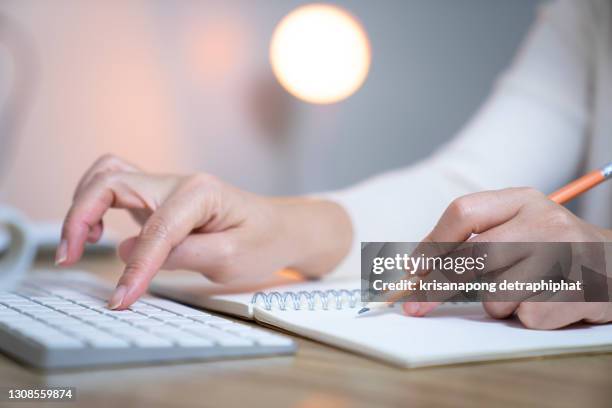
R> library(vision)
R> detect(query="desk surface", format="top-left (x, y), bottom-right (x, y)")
top-left (2, 256), bottom-right (612, 408)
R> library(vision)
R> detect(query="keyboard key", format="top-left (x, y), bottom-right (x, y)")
top-left (210, 321), bottom-right (242, 330)
top-left (67, 310), bottom-right (102, 317)
top-left (0, 315), bottom-right (34, 323)
top-left (29, 334), bottom-right (85, 349)
top-left (54, 305), bottom-right (88, 312)
top-left (175, 336), bottom-right (215, 347)
top-left (62, 327), bottom-right (104, 336)
top-left (226, 325), bottom-right (254, 333)
top-left (14, 286), bottom-right (48, 295)
top-left (115, 314), bottom-right (150, 321)
top-left (133, 319), bottom-right (168, 328)
top-left (95, 322), bottom-right (134, 331)
top-left (115, 327), bottom-right (151, 336)
top-left (76, 315), bottom-right (109, 322)
top-left (93, 309), bottom-right (124, 316)
top-left (13, 305), bottom-right (50, 312)
top-left (214, 337), bottom-right (254, 347)
top-left (143, 299), bottom-right (208, 316)
top-left (129, 336), bottom-right (173, 348)
top-left (130, 305), bottom-right (163, 312)
top-left (10, 324), bottom-right (56, 334)
top-left (161, 318), bottom-right (198, 326)
top-left (26, 310), bottom-right (65, 317)
top-left (84, 335), bottom-right (130, 348)
top-left (0, 294), bottom-right (24, 300)
top-left (104, 310), bottom-right (142, 317)
top-left (0, 309), bottom-right (22, 316)
top-left (140, 311), bottom-right (180, 319)
top-left (253, 335), bottom-right (294, 347)
top-left (191, 315), bottom-right (230, 323)
top-left (27, 296), bottom-right (65, 303)
top-left (187, 328), bottom-right (254, 346)
top-left (76, 299), bottom-right (107, 306)
top-left (44, 315), bottom-right (84, 323)
top-left (49, 289), bottom-right (88, 298)
top-left (239, 329), bottom-right (278, 338)
top-left (147, 326), bottom-right (189, 335)
top-left (39, 299), bottom-right (74, 305)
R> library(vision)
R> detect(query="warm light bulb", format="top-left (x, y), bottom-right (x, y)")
top-left (269, 4), bottom-right (371, 104)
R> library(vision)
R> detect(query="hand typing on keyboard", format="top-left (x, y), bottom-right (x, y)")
top-left (0, 272), bottom-right (294, 368)
top-left (56, 154), bottom-right (352, 310)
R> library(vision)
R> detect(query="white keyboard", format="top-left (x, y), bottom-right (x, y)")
top-left (0, 271), bottom-right (295, 369)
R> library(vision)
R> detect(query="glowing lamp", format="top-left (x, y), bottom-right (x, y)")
top-left (269, 4), bottom-right (371, 104)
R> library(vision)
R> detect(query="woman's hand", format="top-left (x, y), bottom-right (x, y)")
top-left (57, 154), bottom-right (352, 310)
top-left (403, 187), bottom-right (612, 329)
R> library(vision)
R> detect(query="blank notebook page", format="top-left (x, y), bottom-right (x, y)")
top-left (253, 303), bottom-right (612, 368)
top-left (151, 274), bottom-right (612, 367)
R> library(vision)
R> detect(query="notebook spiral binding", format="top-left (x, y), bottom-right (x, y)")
top-left (251, 289), bottom-right (362, 311)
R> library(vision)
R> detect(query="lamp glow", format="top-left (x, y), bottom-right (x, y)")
top-left (269, 4), bottom-right (371, 104)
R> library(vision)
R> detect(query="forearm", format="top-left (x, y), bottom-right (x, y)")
top-left (274, 197), bottom-right (353, 278)
top-left (269, 0), bottom-right (593, 280)
top-left (599, 227), bottom-right (612, 242)
top-left (312, 0), bottom-right (593, 280)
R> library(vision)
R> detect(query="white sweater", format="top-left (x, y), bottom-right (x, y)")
top-left (327, 0), bottom-right (612, 276)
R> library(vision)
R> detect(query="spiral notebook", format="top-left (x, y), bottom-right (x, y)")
top-left (150, 272), bottom-right (612, 368)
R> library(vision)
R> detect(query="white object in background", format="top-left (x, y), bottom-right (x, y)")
top-left (0, 227), bottom-right (10, 253)
top-left (31, 221), bottom-right (118, 254)
top-left (0, 206), bottom-right (36, 289)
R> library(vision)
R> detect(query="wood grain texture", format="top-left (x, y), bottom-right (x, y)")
top-left (1, 256), bottom-right (611, 408)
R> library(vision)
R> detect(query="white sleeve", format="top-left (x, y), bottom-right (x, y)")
top-left (323, 0), bottom-right (595, 279)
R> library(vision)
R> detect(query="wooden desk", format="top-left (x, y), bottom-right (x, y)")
top-left (2, 256), bottom-right (611, 408)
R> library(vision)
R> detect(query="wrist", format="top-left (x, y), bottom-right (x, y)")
top-left (273, 197), bottom-right (353, 278)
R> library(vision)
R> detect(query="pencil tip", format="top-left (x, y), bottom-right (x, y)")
top-left (357, 307), bottom-right (369, 315)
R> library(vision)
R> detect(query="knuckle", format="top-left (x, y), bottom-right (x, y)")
top-left (516, 186), bottom-right (542, 197)
top-left (95, 154), bottom-right (136, 173)
top-left (98, 153), bottom-right (120, 164)
top-left (205, 263), bottom-right (238, 284)
top-left (584, 303), bottom-right (609, 323)
top-left (123, 262), bottom-right (146, 277)
top-left (141, 218), bottom-right (171, 241)
top-left (91, 170), bottom-right (118, 186)
top-left (482, 302), bottom-right (514, 319)
top-left (63, 210), bottom-right (87, 233)
top-left (205, 238), bottom-right (240, 283)
top-left (447, 197), bottom-right (473, 220)
top-left (517, 303), bottom-right (547, 329)
top-left (121, 262), bottom-right (151, 284)
top-left (202, 267), bottom-right (222, 283)
top-left (183, 173), bottom-right (221, 190)
top-left (546, 208), bottom-right (575, 229)
top-left (217, 237), bottom-right (238, 264)
top-left (205, 269), bottom-right (233, 284)
top-left (62, 211), bottom-right (77, 229)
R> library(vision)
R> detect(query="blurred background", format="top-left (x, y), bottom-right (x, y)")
top-left (0, 0), bottom-right (539, 238)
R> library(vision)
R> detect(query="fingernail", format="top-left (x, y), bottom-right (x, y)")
top-left (108, 285), bottom-right (128, 310)
top-left (407, 302), bottom-right (421, 315)
top-left (55, 240), bottom-right (68, 266)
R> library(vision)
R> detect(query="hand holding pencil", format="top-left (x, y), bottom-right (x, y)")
top-left (359, 162), bottom-right (612, 329)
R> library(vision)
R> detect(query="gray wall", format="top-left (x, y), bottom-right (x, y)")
top-left (154, 0), bottom-right (540, 194)
top-left (0, 0), bottom-right (540, 224)
top-left (291, 0), bottom-right (540, 192)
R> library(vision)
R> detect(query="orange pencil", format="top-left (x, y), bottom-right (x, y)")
top-left (548, 162), bottom-right (612, 204)
top-left (357, 161), bottom-right (612, 315)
